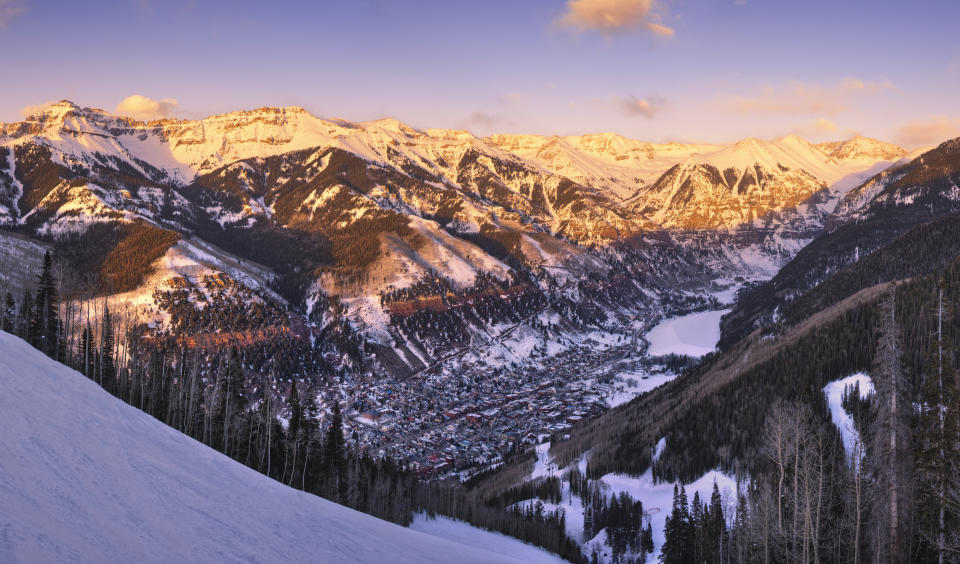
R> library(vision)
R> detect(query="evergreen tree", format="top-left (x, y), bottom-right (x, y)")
top-left (1, 291), bottom-right (15, 332)
top-left (78, 323), bottom-right (94, 378)
top-left (661, 484), bottom-right (691, 563)
top-left (691, 491), bottom-right (705, 563)
top-left (28, 251), bottom-right (58, 356)
top-left (39, 251), bottom-right (58, 357)
top-left (323, 401), bottom-right (347, 503)
top-left (641, 522), bottom-right (654, 555)
top-left (707, 481), bottom-right (727, 563)
top-left (288, 379), bottom-right (302, 443)
top-left (20, 288), bottom-right (33, 342)
top-left (100, 305), bottom-right (115, 389)
top-left (29, 287), bottom-right (43, 349)
top-left (732, 492), bottom-right (749, 564)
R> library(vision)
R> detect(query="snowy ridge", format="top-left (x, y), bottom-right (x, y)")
top-left (0, 331), bottom-right (553, 564)
top-left (488, 133), bottom-right (722, 201)
top-left (2, 101), bottom-right (907, 232)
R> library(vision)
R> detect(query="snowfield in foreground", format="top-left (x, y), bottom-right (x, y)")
top-left (0, 331), bottom-right (558, 564)
top-left (644, 309), bottom-right (730, 358)
top-left (410, 514), bottom-right (567, 564)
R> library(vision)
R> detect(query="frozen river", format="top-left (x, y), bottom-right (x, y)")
top-left (644, 309), bottom-right (730, 357)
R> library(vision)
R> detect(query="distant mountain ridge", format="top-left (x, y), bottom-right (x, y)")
top-left (2, 100), bottom-right (908, 230)
top-left (0, 100), bottom-right (921, 375)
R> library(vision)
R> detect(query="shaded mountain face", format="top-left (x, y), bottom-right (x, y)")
top-left (0, 101), bottom-right (912, 376)
top-left (628, 135), bottom-right (914, 231)
top-left (633, 160), bottom-right (828, 230)
top-left (719, 137), bottom-right (960, 348)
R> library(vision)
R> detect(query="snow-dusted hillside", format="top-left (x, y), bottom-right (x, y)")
top-left (0, 331), bottom-right (563, 564)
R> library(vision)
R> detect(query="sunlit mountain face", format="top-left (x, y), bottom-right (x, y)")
top-left (0, 99), bottom-right (917, 378)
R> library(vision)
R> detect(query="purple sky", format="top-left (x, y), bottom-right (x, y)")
top-left (1, 0), bottom-right (958, 146)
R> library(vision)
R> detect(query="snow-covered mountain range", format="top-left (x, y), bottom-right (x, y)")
top-left (0, 100), bottom-right (910, 236)
top-left (0, 100), bottom-right (920, 374)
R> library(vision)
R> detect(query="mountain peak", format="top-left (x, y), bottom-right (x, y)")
top-left (25, 99), bottom-right (81, 120)
top-left (816, 135), bottom-right (905, 161)
top-left (775, 133), bottom-right (814, 147)
top-left (733, 137), bottom-right (766, 148)
top-left (363, 117), bottom-right (423, 137)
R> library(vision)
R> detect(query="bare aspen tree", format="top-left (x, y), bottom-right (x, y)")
top-left (916, 286), bottom-right (960, 562)
top-left (869, 292), bottom-right (912, 564)
top-left (763, 400), bottom-right (791, 537)
top-left (851, 437), bottom-right (865, 564)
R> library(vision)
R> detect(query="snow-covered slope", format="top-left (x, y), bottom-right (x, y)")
top-left (0, 331), bottom-right (557, 564)
top-left (487, 133), bottom-right (721, 201)
top-left (823, 372), bottom-right (874, 463)
top-left (410, 514), bottom-right (568, 564)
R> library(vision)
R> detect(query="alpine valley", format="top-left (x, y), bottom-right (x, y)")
top-left (4, 99), bottom-right (960, 564)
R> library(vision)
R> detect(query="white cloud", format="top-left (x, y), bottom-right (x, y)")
top-left (787, 117), bottom-right (861, 141)
top-left (840, 77), bottom-right (894, 92)
top-left (20, 99), bottom-right (57, 117)
top-left (619, 96), bottom-right (666, 118)
top-left (0, 0), bottom-right (27, 29)
top-left (893, 115), bottom-right (960, 148)
top-left (557, 0), bottom-right (673, 37)
top-left (719, 77), bottom-right (895, 116)
top-left (115, 94), bottom-right (179, 120)
top-left (813, 118), bottom-right (838, 133)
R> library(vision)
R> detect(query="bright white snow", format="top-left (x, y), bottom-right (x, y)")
top-left (823, 372), bottom-right (875, 464)
top-left (0, 331), bottom-right (552, 564)
top-left (644, 309), bottom-right (729, 357)
top-left (598, 468), bottom-right (738, 562)
top-left (519, 436), bottom-right (738, 563)
top-left (410, 514), bottom-right (567, 564)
